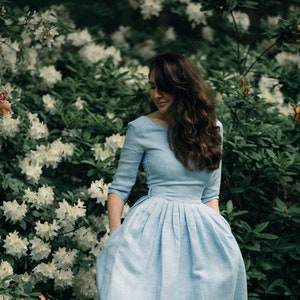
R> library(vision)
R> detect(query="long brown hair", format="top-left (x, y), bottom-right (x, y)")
top-left (149, 52), bottom-right (222, 171)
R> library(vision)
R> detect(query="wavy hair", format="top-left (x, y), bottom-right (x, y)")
top-left (149, 52), bottom-right (222, 171)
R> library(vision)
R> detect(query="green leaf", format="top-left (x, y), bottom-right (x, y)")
top-left (226, 200), bottom-right (233, 213)
top-left (266, 149), bottom-right (277, 160)
top-left (254, 221), bottom-right (269, 233)
top-left (259, 233), bottom-right (278, 240)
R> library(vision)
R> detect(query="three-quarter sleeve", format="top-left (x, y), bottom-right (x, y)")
top-left (201, 166), bottom-right (221, 203)
top-left (201, 120), bottom-right (223, 203)
top-left (108, 122), bottom-right (144, 202)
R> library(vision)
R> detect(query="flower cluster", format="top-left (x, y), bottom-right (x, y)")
top-left (19, 139), bottom-right (74, 183)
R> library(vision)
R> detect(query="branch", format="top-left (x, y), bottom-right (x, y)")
top-left (242, 41), bottom-right (277, 77)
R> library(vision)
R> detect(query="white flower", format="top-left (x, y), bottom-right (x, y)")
top-left (39, 65), bottom-right (62, 87)
top-left (35, 220), bottom-right (60, 241)
top-left (134, 39), bottom-right (156, 60)
top-left (24, 185), bottom-right (54, 209)
top-left (0, 200), bottom-right (27, 223)
top-left (202, 26), bottom-right (214, 42)
top-left (74, 97), bottom-right (85, 110)
top-left (72, 266), bottom-right (98, 299)
top-left (79, 43), bottom-right (121, 65)
top-left (275, 51), bottom-right (300, 68)
top-left (52, 247), bottom-right (78, 269)
top-left (54, 268), bottom-right (74, 289)
top-left (106, 112), bottom-right (115, 120)
top-left (46, 27), bottom-right (59, 47)
top-left (105, 133), bottom-right (125, 152)
top-left (23, 188), bottom-right (38, 203)
top-left (73, 226), bottom-right (98, 251)
top-left (44, 139), bottom-right (74, 168)
top-left (267, 16), bottom-right (280, 26)
top-left (33, 261), bottom-right (56, 282)
top-left (91, 213), bottom-right (109, 233)
top-left (30, 237), bottom-right (51, 261)
top-left (136, 65), bottom-right (149, 79)
top-left (23, 46), bottom-right (38, 70)
top-left (111, 26), bottom-right (131, 50)
top-left (91, 143), bottom-right (113, 161)
top-left (3, 231), bottom-right (29, 259)
top-left (0, 38), bottom-right (19, 71)
top-left (19, 156), bottom-right (43, 183)
top-left (0, 115), bottom-right (20, 138)
top-left (0, 260), bottom-right (13, 278)
top-left (0, 260), bottom-right (13, 288)
top-left (258, 75), bottom-right (288, 115)
top-left (19, 140), bottom-right (74, 182)
top-left (228, 11), bottom-right (250, 31)
top-left (38, 185), bottom-right (55, 206)
top-left (140, 0), bottom-right (162, 20)
top-left (186, 3), bottom-right (207, 26)
top-left (105, 46), bottom-right (122, 65)
top-left (28, 112), bottom-right (49, 140)
top-left (165, 27), bottom-right (177, 41)
top-left (128, 0), bottom-right (139, 9)
top-left (79, 43), bottom-right (106, 63)
top-left (55, 199), bottom-right (86, 228)
top-left (42, 94), bottom-right (57, 113)
top-left (67, 29), bottom-right (93, 47)
top-left (88, 179), bottom-right (110, 205)
top-left (33, 25), bottom-right (45, 41)
top-left (0, 260), bottom-right (13, 280)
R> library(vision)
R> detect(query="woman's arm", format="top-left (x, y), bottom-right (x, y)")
top-left (107, 193), bottom-right (125, 234)
top-left (204, 199), bottom-right (220, 214)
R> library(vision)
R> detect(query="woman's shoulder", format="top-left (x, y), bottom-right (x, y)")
top-left (129, 115), bottom-right (167, 130)
top-left (128, 116), bottom-right (148, 128)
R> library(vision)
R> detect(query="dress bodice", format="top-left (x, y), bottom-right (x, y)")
top-left (109, 116), bottom-right (222, 203)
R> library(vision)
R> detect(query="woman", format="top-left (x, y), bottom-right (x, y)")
top-left (96, 52), bottom-right (247, 299)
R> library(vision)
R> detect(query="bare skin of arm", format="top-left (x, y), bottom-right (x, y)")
top-left (204, 199), bottom-right (220, 213)
top-left (107, 193), bottom-right (124, 234)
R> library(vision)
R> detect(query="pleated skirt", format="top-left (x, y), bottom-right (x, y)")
top-left (96, 196), bottom-right (247, 300)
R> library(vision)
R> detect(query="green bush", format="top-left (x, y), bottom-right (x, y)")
top-left (1, 0), bottom-right (299, 299)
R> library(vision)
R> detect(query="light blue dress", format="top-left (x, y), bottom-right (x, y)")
top-left (96, 116), bottom-right (247, 300)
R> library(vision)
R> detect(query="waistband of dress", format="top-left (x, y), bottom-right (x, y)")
top-left (148, 187), bottom-right (202, 204)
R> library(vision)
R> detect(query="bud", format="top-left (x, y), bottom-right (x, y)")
top-left (242, 86), bottom-right (249, 95)
top-left (241, 78), bottom-right (246, 85)
top-left (294, 105), bottom-right (300, 122)
top-left (224, 177), bottom-right (230, 185)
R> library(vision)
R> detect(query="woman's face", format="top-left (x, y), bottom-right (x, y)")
top-left (149, 71), bottom-right (175, 116)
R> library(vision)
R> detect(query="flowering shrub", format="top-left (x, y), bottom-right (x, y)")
top-left (0, 0), bottom-right (299, 299)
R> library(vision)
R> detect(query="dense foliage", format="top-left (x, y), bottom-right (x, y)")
top-left (0, 0), bottom-right (299, 299)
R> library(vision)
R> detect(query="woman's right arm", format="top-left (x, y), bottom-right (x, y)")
top-left (106, 122), bottom-right (144, 234)
top-left (107, 193), bottom-right (124, 234)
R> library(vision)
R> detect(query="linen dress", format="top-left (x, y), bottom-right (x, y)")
top-left (96, 116), bottom-right (247, 300)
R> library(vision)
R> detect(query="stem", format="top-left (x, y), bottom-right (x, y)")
top-left (242, 41), bottom-right (277, 77)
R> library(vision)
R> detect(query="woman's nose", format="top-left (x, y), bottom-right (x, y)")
top-left (153, 88), bottom-right (162, 98)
